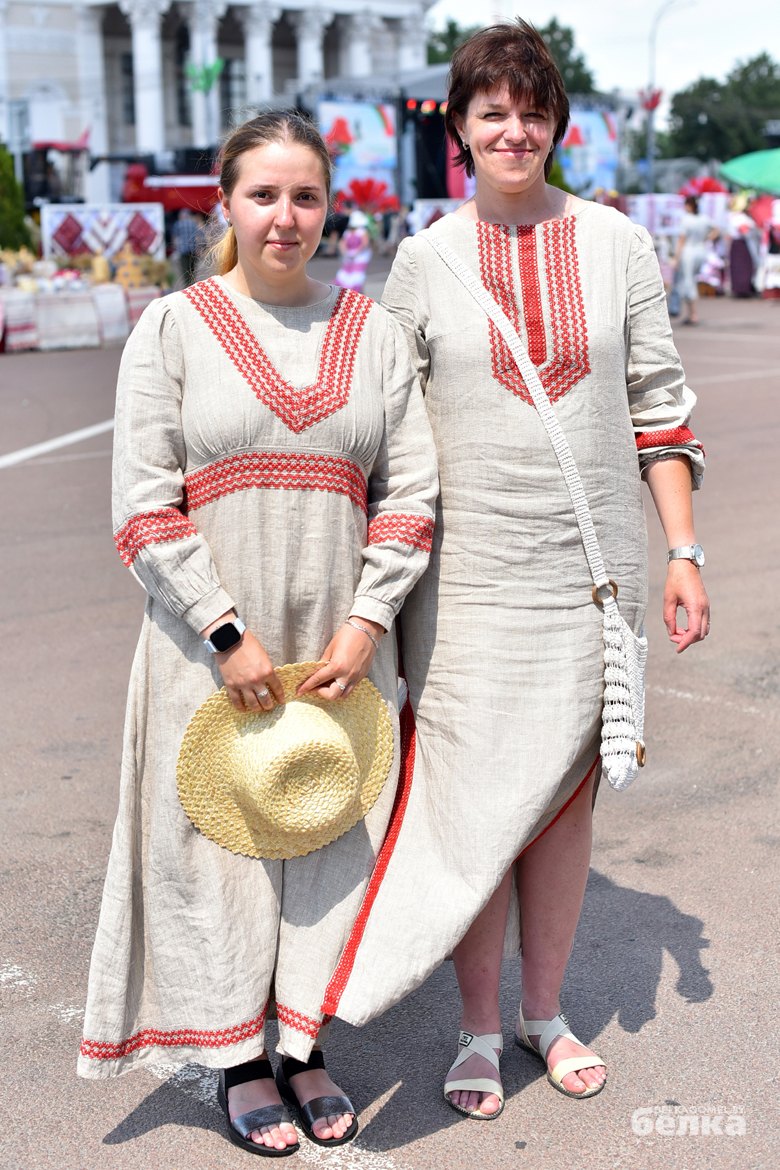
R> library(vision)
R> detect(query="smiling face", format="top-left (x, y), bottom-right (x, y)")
top-left (455, 87), bottom-right (555, 200)
top-left (219, 138), bottom-right (329, 299)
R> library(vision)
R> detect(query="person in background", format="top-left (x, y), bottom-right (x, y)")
top-left (171, 207), bottom-right (203, 288)
top-left (757, 201), bottom-right (780, 300)
top-left (333, 210), bottom-right (373, 292)
top-left (726, 196), bottom-right (759, 297)
top-left (672, 195), bottom-right (719, 324)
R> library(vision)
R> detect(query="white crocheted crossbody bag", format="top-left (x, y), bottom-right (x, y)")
top-left (424, 233), bottom-right (647, 790)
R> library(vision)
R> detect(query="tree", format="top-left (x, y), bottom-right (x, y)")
top-left (427, 18), bottom-right (597, 95)
top-left (0, 148), bottom-right (32, 250)
top-left (547, 157), bottom-right (573, 193)
top-left (538, 19), bottom-right (595, 95)
top-left (666, 53), bottom-right (780, 161)
top-left (427, 20), bottom-right (481, 65)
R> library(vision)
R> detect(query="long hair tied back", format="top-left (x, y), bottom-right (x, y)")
top-left (209, 110), bottom-right (333, 275)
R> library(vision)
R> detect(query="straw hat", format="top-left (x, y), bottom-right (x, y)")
top-left (176, 662), bottom-right (393, 860)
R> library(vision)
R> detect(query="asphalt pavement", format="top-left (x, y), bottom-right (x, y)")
top-left (1, 262), bottom-right (778, 1170)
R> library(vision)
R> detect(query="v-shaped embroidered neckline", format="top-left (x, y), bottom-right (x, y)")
top-left (183, 277), bottom-right (373, 434)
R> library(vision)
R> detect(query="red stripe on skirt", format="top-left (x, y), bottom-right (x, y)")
top-left (518, 753), bottom-right (600, 859)
top-left (321, 697), bottom-right (417, 1015)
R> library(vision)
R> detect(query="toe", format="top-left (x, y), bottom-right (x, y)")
top-left (336, 1112), bottom-right (354, 1138)
top-left (582, 1066), bottom-right (606, 1089)
top-left (480, 1093), bottom-right (502, 1115)
top-left (253, 1123), bottom-right (297, 1149)
top-left (311, 1117), bottom-right (335, 1141)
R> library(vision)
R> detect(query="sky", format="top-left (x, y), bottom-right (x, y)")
top-left (427, 0), bottom-right (780, 109)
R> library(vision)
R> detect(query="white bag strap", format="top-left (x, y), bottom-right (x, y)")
top-left (423, 233), bottom-right (612, 596)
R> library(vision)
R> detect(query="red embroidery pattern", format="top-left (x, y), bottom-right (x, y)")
top-left (476, 219), bottom-right (590, 404)
top-left (276, 1003), bottom-right (321, 1038)
top-left (322, 696), bottom-right (417, 1015)
top-left (80, 1004), bottom-right (268, 1061)
top-left (183, 279), bottom-right (373, 433)
top-left (635, 426), bottom-right (703, 451)
top-left (368, 512), bottom-right (434, 552)
top-left (114, 507), bottom-right (197, 567)
top-left (184, 450), bottom-right (367, 514)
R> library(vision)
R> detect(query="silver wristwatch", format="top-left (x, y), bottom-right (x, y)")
top-left (667, 544), bottom-right (705, 568)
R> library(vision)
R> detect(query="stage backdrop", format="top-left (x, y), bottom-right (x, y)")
top-left (558, 108), bottom-right (619, 199)
top-left (317, 100), bottom-right (398, 202)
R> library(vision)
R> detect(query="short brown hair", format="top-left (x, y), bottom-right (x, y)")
top-left (445, 20), bottom-right (570, 180)
top-left (211, 110), bottom-right (333, 275)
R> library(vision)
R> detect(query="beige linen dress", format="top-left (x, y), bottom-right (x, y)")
top-left (77, 276), bottom-right (437, 1078)
top-left (320, 205), bottom-right (704, 1026)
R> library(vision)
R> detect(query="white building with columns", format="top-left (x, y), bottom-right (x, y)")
top-left (0, 0), bottom-right (433, 200)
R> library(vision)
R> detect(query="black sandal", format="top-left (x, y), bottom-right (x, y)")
top-left (275, 1050), bottom-right (358, 1147)
top-left (217, 1057), bottom-right (300, 1158)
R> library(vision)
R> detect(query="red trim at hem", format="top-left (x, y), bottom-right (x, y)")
top-left (79, 1003), bottom-right (268, 1061)
top-left (276, 1003), bottom-right (321, 1039)
top-left (321, 697), bottom-right (417, 1015)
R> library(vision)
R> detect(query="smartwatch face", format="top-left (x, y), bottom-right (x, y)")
top-left (210, 623), bottom-right (242, 652)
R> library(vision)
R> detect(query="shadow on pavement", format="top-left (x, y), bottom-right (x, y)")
top-left (99, 866), bottom-right (713, 1152)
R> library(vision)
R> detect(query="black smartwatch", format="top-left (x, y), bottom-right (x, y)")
top-left (204, 617), bottom-right (246, 654)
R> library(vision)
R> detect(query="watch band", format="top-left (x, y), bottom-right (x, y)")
top-left (203, 616), bottom-right (246, 654)
top-left (667, 544), bottom-right (705, 567)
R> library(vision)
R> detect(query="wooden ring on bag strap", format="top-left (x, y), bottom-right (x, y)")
top-left (591, 580), bottom-right (619, 606)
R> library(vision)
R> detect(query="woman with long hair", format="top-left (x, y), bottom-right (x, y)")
top-left (77, 111), bottom-right (437, 1155)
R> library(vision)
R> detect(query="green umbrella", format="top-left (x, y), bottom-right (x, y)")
top-left (719, 149), bottom-right (780, 195)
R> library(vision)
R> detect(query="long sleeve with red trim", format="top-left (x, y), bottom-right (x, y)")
top-left (350, 314), bottom-right (438, 630)
top-left (112, 301), bottom-right (236, 635)
top-left (625, 225), bottom-right (705, 488)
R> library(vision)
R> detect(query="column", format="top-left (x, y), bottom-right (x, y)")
top-left (76, 5), bottom-right (111, 202)
top-left (397, 9), bottom-right (426, 73)
top-left (343, 10), bottom-right (378, 78)
top-left (186, 0), bottom-right (227, 146)
top-left (236, 3), bottom-right (279, 105)
top-left (119, 0), bottom-right (170, 153)
top-left (291, 8), bottom-right (332, 87)
top-left (0, 1), bottom-right (8, 149)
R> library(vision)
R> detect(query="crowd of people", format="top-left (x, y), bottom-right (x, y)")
top-left (77, 16), bottom-right (723, 1161)
top-left (661, 193), bottom-right (780, 321)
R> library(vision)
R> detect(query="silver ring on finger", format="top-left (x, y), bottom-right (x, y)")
top-left (335, 680), bottom-right (348, 693)
top-left (255, 688), bottom-right (270, 700)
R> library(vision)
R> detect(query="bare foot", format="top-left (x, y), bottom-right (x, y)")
top-left (446, 1036), bottom-right (503, 1116)
top-left (227, 1069), bottom-right (299, 1151)
top-left (286, 1065), bottom-right (355, 1142)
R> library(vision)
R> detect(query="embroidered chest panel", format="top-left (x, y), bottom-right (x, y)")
top-left (183, 278), bottom-right (373, 434)
top-left (476, 219), bottom-right (590, 404)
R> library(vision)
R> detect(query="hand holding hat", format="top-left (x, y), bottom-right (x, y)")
top-left (177, 663), bottom-right (394, 860)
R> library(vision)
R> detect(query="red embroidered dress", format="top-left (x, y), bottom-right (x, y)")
top-left (78, 277), bottom-right (437, 1077)
top-left (316, 206), bottom-right (705, 1026)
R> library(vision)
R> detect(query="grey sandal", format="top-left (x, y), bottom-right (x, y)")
top-left (217, 1059), bottom-right (300, 1157)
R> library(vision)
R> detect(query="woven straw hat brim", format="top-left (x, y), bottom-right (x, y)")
top-left (176, 662), bottom-right (394, 860)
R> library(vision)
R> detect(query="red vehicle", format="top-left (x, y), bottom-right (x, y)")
top-left (121, 161), bottom-right (220, 214)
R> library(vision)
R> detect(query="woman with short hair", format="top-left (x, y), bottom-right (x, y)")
top-left (322, 20), bottom-right (709, 1120)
